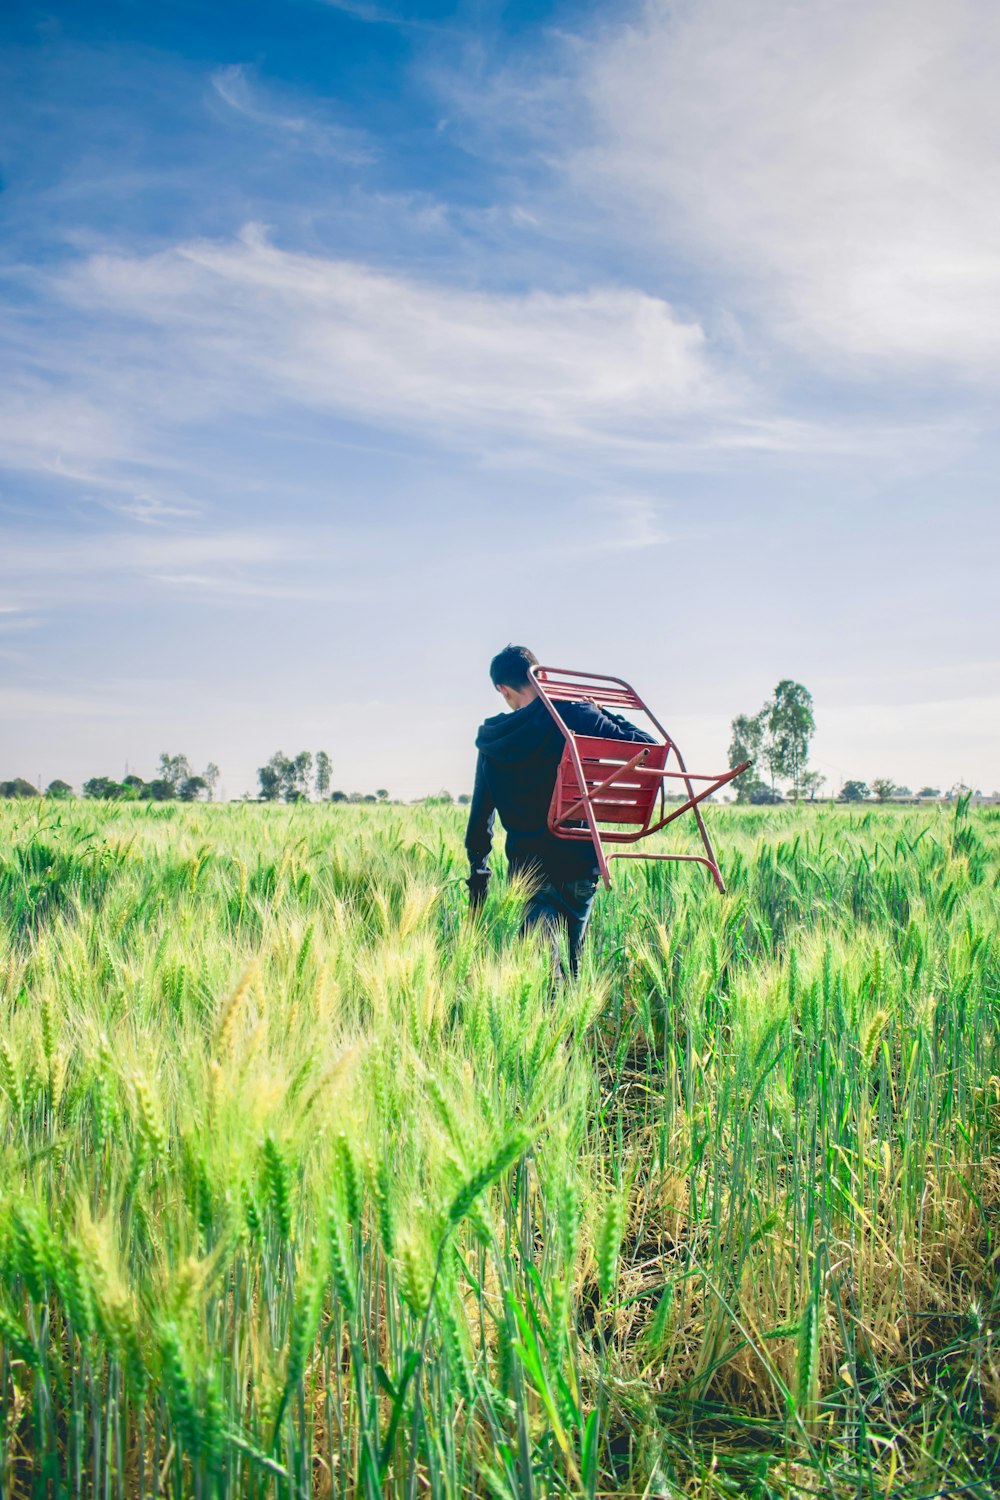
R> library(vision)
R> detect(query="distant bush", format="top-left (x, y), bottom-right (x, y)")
top-left (748, 783), bottom-right (783, 804)
top-left (0, 778), bottom-right (39, 798)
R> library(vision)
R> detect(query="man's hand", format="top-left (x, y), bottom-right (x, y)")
top-left (467, 875), bottom-right (489, 916)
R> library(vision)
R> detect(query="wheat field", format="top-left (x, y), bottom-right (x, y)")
top-left (0, 796), bottom-right (997, 1498)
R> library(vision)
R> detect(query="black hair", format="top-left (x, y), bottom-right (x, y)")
top-left (489, 644), bottom-right (538, 690)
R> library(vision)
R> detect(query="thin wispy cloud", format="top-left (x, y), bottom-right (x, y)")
top-left (318, 0), bottom-right (448, 32)
top-left (149, 571), bottom-right (373, 603)
top-left (100, 494), bottom-right (202, 525)
top-left (570, 0), bottom-right (1000, 376)
top-left (0, 525), bottom-right (362, 613)
top-left (0, 381), bottom-right (146, 477)
top-left (210, 64), bottom-right (376, 163)
top-left (0, 528), bottom-right (341, 576)
top-left (574, 495), bottom-right (670, 555)
top-left (211, 64), bottom-right (311, 131)
top-left (478, 493), bottom-right (670, 567)
top-left (598, 497), bottom-right (668, 553)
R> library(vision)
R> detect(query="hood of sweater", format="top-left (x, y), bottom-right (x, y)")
top-left (474, 698), bottom-right (564, 765)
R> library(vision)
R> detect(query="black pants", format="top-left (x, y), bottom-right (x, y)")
top-left (520, 876), bottom-right (599, 978)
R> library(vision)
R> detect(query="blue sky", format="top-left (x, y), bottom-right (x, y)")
top-left (1, 0), bottom-right (997, 799)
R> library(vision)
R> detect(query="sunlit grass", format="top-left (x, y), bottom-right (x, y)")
top-left (0, 796), bottom-right (997, 1497)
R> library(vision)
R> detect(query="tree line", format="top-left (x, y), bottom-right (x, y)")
top-left (0, 746), bottom-right (433, 805)
top-left (0, 751), bottom-right (397, 804)
top-left (4, 699), bottom-right (976, 807)
top-left (0, 755), bottom-right (219, 802)
top-left (837, 780), bottom-right (977, 803)
top-left (256, 750), bottom-right (399, 804)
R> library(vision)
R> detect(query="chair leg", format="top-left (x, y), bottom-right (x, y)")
top-left (592, 826), bottom-right (612, 890)
top-left (665, 742), bottom-right (724, 890)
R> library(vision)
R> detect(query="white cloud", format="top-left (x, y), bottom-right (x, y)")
top-left (40, 226), bottom-right (732, 453)
top-left (574, 0), bottom-right (1000, 375)
top-left (4, 207), bottom-right (970, 505)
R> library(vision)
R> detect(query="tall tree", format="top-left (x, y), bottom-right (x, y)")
top-left (728, 708), bottom-right (770, 802)
top-left (258, 751), bottom-right (313, 802)
top-left (767, 680), bottom-right (815, 798)
top-left (158, 753), bottom-right (191, 793)
top-left (315, 751), bottom-right (332, 800)
top-left (287, 751), bottom-right (313, 802)
top-left (203, 763), bottom-right (220, 800)
top-left (258, 753), bottom-right (288, 802)
top-left (800, 770), bottom-right (826, 801)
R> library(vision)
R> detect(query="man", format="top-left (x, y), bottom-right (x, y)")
top-left (465, 645), bottom-right (655, 976)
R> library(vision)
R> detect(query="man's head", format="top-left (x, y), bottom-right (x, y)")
top-left (490, 644), bottom-right (539, 711)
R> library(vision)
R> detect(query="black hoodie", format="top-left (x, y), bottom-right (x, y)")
top-left (465, 696), bottom-right (655, 901)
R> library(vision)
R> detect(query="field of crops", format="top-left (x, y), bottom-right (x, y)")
top-left (0, 797), bottom-right (997, 1499)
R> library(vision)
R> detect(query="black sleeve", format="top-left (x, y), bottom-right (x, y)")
top-left (563, 702), bottom-right (657, 745)
top-left (464, 752), bottom-right (495, 909)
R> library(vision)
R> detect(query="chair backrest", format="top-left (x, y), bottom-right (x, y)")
top-left (551, 736), bottom-right (668, 829)
top-left (534, 667), bottom-right (646, 715)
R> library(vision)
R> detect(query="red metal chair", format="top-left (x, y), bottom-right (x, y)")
top-left (530, 664), bottom-right (750, 892)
